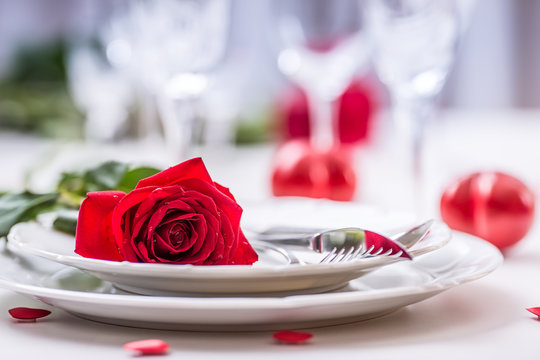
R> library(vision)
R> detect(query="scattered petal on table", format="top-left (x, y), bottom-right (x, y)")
top-left (526, 307), bottom-right (540, 319)
top-left (123, 339), bottom-right (169, 356)
top-left (273, 330), bottom-right (313, 344)
top-left (8, 307), bottom-right (51, 321)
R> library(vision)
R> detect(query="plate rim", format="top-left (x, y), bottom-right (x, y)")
top-left (0, 232), bottom-right (503, 309)
top-left (6, 222), bottom-right (416, 278)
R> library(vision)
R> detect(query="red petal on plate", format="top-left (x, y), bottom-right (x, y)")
top-left (273, 330), bottom-right (313, 344)
top-left (123, 339), bottom-right (169, 356)
top-left (8, 307), bottom-right (51, 320)
top-left (526, 307), bottom-right (540, 319)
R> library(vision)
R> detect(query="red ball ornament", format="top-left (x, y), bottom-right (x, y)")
top-left (271, 139), bottom-right (356, 201)
top-left (275, 78), bottom-right (377, 144)
top-left (440, 172), bottom-right (535, 250)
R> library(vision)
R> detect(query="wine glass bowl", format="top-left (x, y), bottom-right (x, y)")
top-left (270, 0), bottom-right (369, 201)
top-left (273, 0), bottom-right (369, 149)
top-left (365, 0), bottom-right (466, 213)
top-left (367, 0), bottom-right (460, 100)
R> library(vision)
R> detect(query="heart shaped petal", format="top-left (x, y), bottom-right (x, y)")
top-left (123, 339), bottom-right (169, 355)
top-left (527, 307), bottom-right (540, 319)
top-left (8, 307), bottom-right (51, 320)
top-left (273, 330), bottom-right (313, 344)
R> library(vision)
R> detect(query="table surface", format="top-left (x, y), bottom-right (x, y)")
top-left (1, 109), bottom-right (539, 359)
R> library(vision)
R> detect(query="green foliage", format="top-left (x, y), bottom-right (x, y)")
top-left (57, 161), bottom-right (160, 207)
top-left (0, 192), bottom-right (58, 237)
top-left (2, 41), bottom-right (68, 84)
top-left (0, 40), bottom-right (84, 137)
top-left (234, 108), bottom-right (274, 145)
top-left (52, 210), bottom-right (78, 235)
top-left (0, 161), bottom-right (161, 238)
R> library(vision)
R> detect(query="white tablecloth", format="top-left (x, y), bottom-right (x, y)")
top-left (1, 109), bottom-right (539, 359)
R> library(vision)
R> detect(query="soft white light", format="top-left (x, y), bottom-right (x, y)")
top-left (278, 49), bottom-right (302, 76)
top-left (106, 39), bottom-right (132, 67)
top-left (165, 73), bottom-right (208, 99)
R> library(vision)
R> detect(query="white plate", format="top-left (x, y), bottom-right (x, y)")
top-left (0, 232), bottom-right (502, 331)
top-left (6, 201), bottom-right (451, 295)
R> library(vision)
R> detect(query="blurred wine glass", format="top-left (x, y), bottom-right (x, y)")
top-left (270, 0), bottom-right (370, 201)
top-left (366, 0), bottom-right (470, 213)
top-left (102, 0), bottom-right (231, 160)
top-left (273, 0), bottom-right (369, 151)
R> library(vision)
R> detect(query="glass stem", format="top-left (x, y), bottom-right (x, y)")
top-left (306, 91), bottom-right (336, 151)
top-left (157, 94), bottom-right (196, 163)
top-left (392, 94), bottom-right (434, 215)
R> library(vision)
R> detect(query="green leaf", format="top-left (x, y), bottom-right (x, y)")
top-left (57, 161), bottom-right (128, 198)
top-left (0, 192), bottom-right (58, 237)
top-left (52, 209), bottom-right (78, 235)
top-left (117, 167), bottom-right (160, 193)
top-left (57, 161), bottom-right (161, 202)
top-left (83, 161), bottom-right (130, 192)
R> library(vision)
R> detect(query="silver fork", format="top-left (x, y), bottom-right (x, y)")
top-left (252, 220), bottom-right (433, 264)
top-left (318, 241), bottom-right (403, 264)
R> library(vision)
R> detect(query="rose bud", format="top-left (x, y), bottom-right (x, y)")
top-left (75, 158), bottom-right (258, 265)
top-left (440, 171), bottom-right (535, 250)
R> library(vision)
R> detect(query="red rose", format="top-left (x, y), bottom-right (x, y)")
top-left (75, 158), bottom-right (258, 265)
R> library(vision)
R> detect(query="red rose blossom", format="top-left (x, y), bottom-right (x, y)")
top-left (75, 158), bottom-right (258, 265)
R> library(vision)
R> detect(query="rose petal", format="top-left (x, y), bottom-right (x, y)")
top-left (149, 214), bottom-right (202, 261)
top-left (75, 191), bottom-right (126, 261)
top-left (179, 180), bottom-right (248, 264)
top-left (111, 187), bottom-right (156, 261)
top-left (136, 157), bottom-right (213, 189)
top-left (227, 230), bottom-right (259, 265)
top-left (8, 307), bottom-right (51, 320)
top-left (273, 330), bottom-right (313, 344)
top-left (123, 339), bottom-right (169, 356)
top-left (527, 307), bottom-right (540, 319)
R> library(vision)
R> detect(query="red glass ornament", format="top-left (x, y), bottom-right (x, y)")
top-left (8, 307), bottom-right (51, 321)
top-left (271, 139), bottom-right (356, 201)
top-left (440, 172), bottom-right (535, 250)
top-left (273, 330), bottom-right (313, 344)
top-left (275, 78), bottom-right (377, 144)
top-left (123, 339), bottom-right (169, 356)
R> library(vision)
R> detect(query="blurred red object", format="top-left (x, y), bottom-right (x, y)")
top-left (271, 139), bottom-right (356, 201)
top-left (275, 78), bottom-right (376, 144)
top-left (440, 172), bottom-right (535, 250)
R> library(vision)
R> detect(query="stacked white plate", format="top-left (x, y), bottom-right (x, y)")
top-left (0, 199), bottom-right (502, 331)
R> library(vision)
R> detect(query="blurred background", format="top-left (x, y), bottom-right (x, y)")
top-left (1, 0), bottom-right (536, 138)
top-left (1, 0), bottom-right (539, 215)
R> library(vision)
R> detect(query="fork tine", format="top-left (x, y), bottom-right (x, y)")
top-left (337, 246), bottom-right (356, 262)
top-left (362, 245), bottom-right (376, 256)
top-left (321, 243), bottom-right (406, 264)
top-left (328, 247), bottom-right (346, 263)
top-left (340, 244), bottom-right (366, 262)
top-left (320, 247), bottom-right (337, 263)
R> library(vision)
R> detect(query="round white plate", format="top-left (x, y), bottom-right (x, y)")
top-left (6, 200), bottom-right (451, 296)
top-left (0, 232), bottom-right (502, 331)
